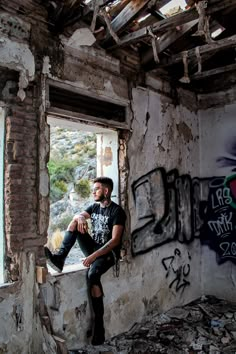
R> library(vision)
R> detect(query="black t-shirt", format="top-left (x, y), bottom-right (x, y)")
top-left (85, 201), bottom-right (126, 256)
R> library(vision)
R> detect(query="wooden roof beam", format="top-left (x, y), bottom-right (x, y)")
top-left (160, 34), bottom-right (236, 67)
top-left (103, 0), bottom-right (152, 43)
top-left (190, 62), bottom-right (236, 80)
top-left (141, 19), bottom-right (198, 65)
top-left (108, 0), bottom-right (235, 49)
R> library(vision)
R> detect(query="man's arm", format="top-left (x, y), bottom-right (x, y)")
top-left (67, 211), bottom-right (90, 233)
top-left (82, 225), bottom-right (124, 267)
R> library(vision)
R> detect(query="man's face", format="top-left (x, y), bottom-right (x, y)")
top-left (92, 182), bottom-right (107, 202)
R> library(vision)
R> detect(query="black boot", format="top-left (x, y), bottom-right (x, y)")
top-left (91, 296), bottom-right (105, 346)
top-left (45, 231), bottom-right (77, 272)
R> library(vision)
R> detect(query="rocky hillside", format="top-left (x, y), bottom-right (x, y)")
top-left (47, 126), bottom-right (96, 263)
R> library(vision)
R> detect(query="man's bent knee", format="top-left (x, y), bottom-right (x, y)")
top-left (91, 285), bottom-right (102, 297)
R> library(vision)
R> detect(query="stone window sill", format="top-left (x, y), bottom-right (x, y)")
top-left (47, 262), bottom-right (88, 276)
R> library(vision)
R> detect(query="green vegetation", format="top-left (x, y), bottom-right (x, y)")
top-left (48, 128), bottom-right (96, 203)
top-left (48, 159), bottom-right (77, 183)
top-left (75, 178), bottom-right (91, 198)
top-left (48, 159), bottom-right (77, 202)
top-left (54, 180), bottom-right (67, 192)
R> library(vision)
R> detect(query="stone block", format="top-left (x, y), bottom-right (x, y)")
top-left (36, 266), bottom-right (48, 284)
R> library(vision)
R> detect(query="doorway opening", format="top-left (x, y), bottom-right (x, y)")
top-left (47, 116), bottom-right (119, 268)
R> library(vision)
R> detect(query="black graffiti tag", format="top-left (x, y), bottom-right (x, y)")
top-left (162, 248), bottom-right (191, 293)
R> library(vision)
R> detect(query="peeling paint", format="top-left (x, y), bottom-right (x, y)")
top-left (0, 13), bottom-right (30, 41)
top-left (0, 37), bottom-right (35, 80)
top-left (0, 37), bottom-right (35, 101)
top-left (42, 56), bottom-right (51, 76)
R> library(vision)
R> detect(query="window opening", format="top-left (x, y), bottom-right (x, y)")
top-left (47, 116), bottom-right (119, 270)
top-left (0, 107), bottom-right (5, 283)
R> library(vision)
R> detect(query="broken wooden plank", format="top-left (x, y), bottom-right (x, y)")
top-left (110, 6), bottom-right (198, 49)
top-left (141, 19), bottom-right (198, 65)
top-left (102, 0), bottom-right (152, 44)
top-left (191, 63), bottom-right (236, 80)
top-left (100, 8), bottom-right (121, 44)
top-left (162, 34), bottom-right (236, 67)
top-left (108, 0), bottom-right (131, 18)
top-left (108, 0), bottom-right (235, 49)
top-left (111, 0), bottom-right (151, 34)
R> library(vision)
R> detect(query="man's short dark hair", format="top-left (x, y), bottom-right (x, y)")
top-left (94, 177), bottom-right (113, 191)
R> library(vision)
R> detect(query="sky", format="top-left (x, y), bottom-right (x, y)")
top-left (160, 0), bottom-right (187, 14)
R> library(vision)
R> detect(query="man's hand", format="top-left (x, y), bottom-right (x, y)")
top-left (82, 253), bottom-right (97, 267)
top-left (74, 215), bottom-right (88, 234)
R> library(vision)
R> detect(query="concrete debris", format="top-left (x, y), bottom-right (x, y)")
top-left (69, 296), bottom-right (236, 354)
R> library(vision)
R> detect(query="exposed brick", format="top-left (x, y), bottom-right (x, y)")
top-left (7, 225), bottom-right (25, 233)
top-left (23, 96), bottom-right (33, 105)
top-left (6, 178), bottom-right (36, 186)
top-left (24, 247), bottom-right (44, 258)
top-left (23, 238), bottom-right (45, 248)
top-left (6, 116), bottom-right (24, 126)
top-left (24, 120), bottom-right (37, 128)
top-left (5, 193), bottom-right (35, 202)
top-left (6, 185), bottom-right (35, 194)
top-left (8, 232), bottom-right (38, 239)
top-left (7, 224), bottom-right (36, 233)
top-left (23, 126), bottom-right (37, 134)
top-left (6, 131), bottom-right (23, 141)
top-left (4, 81), bottom-right (42, 274)
top-left (6, 117), bottom-right (24, 129)
top-left (7, 242), bottom-right (23, 252)
top-left (12, 110), bottom-right (36, 120)
top-left (7, 213), bottom-right (37, 222)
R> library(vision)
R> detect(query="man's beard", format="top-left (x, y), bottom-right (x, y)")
top-left (95, 193), bottom-right (106, 202)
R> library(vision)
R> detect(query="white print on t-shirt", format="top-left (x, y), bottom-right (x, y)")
top-left (91, 213), bottom-right (110, 244)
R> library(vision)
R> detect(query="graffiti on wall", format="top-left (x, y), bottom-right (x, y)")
top-left (162, 248), bottom-right (191, 293)
top-left (201, 176), bottom-right (236, 263)
top-left (131, 167), bottom-right (236, 264)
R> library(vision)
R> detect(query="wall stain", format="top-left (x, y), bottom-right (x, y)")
top-left (176, 122), bottom-right (193, 143)
top-left (103, 146), bottom-right (113, 166)
top-left (158, 143), bottom-right (165, 152)
top-left (75, 301), bottom-right (87, 318)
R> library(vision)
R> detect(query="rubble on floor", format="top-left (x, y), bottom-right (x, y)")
top-left (69, 295), bottom-right (236, 354)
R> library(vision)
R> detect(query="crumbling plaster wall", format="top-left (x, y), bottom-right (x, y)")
top-left (199, 101), bottom-right (236, 301)
top-left (0, 253), bottom-right (46, 354)
top-left (128, 85), bottom-right (202, 304)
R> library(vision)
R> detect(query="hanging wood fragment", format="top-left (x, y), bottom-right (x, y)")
top-left (179, 51), bottom-right (190, 83)
top-left (204, 15), bottom-right (213, 43)
top-left (192, 0), bottom-right (208, 38)
top-left (100, 8), bottom-right (121, 44)
top-left (195, 46), bottom-right (202, 73)
top-left (148, 28), bottom-right (160, 63)
top-left (90, 0), bottom-right (100, 32)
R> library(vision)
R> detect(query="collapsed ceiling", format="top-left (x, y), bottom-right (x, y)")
top-left (3, 0), bottom-right (236, 93)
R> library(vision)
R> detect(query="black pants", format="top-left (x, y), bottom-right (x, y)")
top-left (61, 230), bottom-right (115, 292)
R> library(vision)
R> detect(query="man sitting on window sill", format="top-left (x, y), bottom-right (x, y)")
top-left (45, 176), bottom-right (126, 346)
